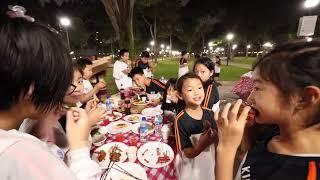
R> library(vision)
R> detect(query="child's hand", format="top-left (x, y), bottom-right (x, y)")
top-left (66, 108), bottom-right (91, 150)
top-left (198, 126), bottom-right (215, 150)
top-left (87, 106), bottom-right (107, 126)
top-left (95, 81), bottom-right (106, 90)
top-left (214, 99), bottom-right (251, 152)
top-left (84, 99), bottom-right (98, 113)
top-left (170, 95), bottom-right (179, 103)
top-left (151, 98), bottom-right (161, 106)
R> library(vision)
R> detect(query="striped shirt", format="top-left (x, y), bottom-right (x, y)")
top-left (202, 83), bottom-right (219, 109)
top-left (146, 78), bottom-right (165, 94)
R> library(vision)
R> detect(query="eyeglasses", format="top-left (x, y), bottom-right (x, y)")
top-left (66, 78), bottom-right (83, 95)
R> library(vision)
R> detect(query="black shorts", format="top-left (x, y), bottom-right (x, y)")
top-left (215, 73), bottom-right (220, 77)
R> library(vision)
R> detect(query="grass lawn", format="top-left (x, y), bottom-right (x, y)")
top-left (233, 57), bottom-right (257, 65)
top-left (104, 58), bottom-right (249, 95)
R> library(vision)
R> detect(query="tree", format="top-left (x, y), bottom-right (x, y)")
top-left (100, 0), bottom-right (135, 57)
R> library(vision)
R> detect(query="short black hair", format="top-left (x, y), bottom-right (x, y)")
top-left (129, 67), bottom-right (144, 78)
top-left (181, 51), bottom-right (188, 56)
top-left (176, 73), bottom-right (202, 93)
top-left (0, 16), bottom-right (73, 112)
top-left (119, 48), bottom-right (129, 57)
top-left (141, 51), bottom-right (150, 58)
top-left (76, 57), bottom-right (92, 71)
top-left (195, 53), bottom-right (201, 59)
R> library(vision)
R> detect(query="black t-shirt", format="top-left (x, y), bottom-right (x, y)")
top-left (174, 108), bottom-right (216, 151)
top-left (239, 137), bottom-right (320, 180)
top-left (136, 60), bottom-right (150, 70)
top-left (146, 78), bottom-right (165, 94)
top-left (202, 82), bottom-right (219, 109)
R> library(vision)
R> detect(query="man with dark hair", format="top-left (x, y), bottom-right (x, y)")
top-left (129, 67), bottom-right (165, 106)
top-left (76, 58), bottom-right (106, 103)
top-left (178, 50), bottom-right (189, 77)
top-left (113, 49), bottom-right (132, 90)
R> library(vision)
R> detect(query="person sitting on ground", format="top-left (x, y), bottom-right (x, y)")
top-left (113, 48), bottom-right (133, 90)
top-left (136, 51), bottom-right (154, 71)
top-left (129, 67), bottom-right (165, 106)
top-left (76, 57), bottom-right (106, 104)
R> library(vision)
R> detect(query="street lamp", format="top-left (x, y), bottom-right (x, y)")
top-left (166, 46), bottom-right (170, 50)
top-left (59, 17), bottom-right (71, 50)
top-left (160, 44), bottom-right (165, 49)
top-left (150, 41), bottom-right (155, 46)
top-left (146, 47), bottom-right (150, 52)
top-left (246, 45), bottom-right (251, 57)
top-left (304, 0), bottom-right (320, 8)
top-left (306, 37), bottom-right (313, 42)
top-left (226, 33), bottom-right (234, 66)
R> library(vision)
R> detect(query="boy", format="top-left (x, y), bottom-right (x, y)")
top-left (129, 67), bottom-right (165, 105)
top-left (77, 58), bottom-right (106, 103)
top-left (113, 49), bottom-right (133, 90)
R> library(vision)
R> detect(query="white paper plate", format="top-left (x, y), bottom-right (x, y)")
top-left (105, 120), bottom-right (132, 134)
top-left (141, 108), bottom-right (163, 117)
top-left (104, 111), bottom-right (123, 122)
top-left (123, 114), bottom-right (143, 123)
top-left (104, 162), bottom-right (148, 180)
top-left (131, 122), bottom-right (154, 135)
top-left (137, 141), bottom-right (174, 168)
top-left (93, 142), bottom-right (128, 167)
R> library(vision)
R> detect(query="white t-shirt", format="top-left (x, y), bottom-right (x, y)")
top-left (83, 80), bottom-right (93, 94)
top-left (113, 60), bottom-right (132, 90)
top-left (214, 63), bottom-right (221, 73)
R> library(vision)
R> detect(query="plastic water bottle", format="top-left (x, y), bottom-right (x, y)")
top-left (154, 114), bottom-right (163, 137)
top-left (105, 97), bottom-right (112, 114)
top-left (140, 116), bottom-right (148, 142)
top-left (160, 76), bottom-right (165, 84)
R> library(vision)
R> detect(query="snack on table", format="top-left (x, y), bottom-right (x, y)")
top-left (115, 123), bottom-right (128, 129)
top-left (97, 150), bottom-right (107, 162)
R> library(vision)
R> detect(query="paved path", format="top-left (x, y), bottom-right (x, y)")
top-left (218, 81), bottom-right (239, 106)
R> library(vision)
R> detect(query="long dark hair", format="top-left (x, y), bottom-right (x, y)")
top-left (193, 57), bottom-right (216, 87)
top-left (0, 15), bottom-right (73, 112)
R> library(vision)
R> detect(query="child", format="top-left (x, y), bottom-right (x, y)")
top-left (76, 57), bottom-right (106, 104)
top-left (193, 57), bottom-right (220, 112)
top-left (136, 51), bottom-right (154, 71)
top-left (174, 73), bottom-right (217, 180)
top-left (161, 78), bottom-right (179, 112)
top-left (129, 67), bottom-right (165, 106)
top-left (178, 51), bottom-right (189, 77)
top-left (113, 49), bottom-right (133, 90)
top-left (215, 41), bottom-right (320, 180)
top-left (214, 55), bottom-right (221, 78)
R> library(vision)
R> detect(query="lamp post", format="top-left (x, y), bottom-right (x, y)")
top-left (59, 17), bottom-right (71, 50)
top-left (226, 33), bottom-right (234, 66)
top-left (246, 45), bottom-right (251, 57)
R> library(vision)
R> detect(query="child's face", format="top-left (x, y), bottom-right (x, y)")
top-left (83, 65), bottom-right (93, 80)
top-left (180, 78), bottom-right (205, 106)
top-left (194, 63), bottom-right (214, 82)
top-left (141, 57), bottom-right (149, 63)
top-left (64, 70), bottom-right (84, 104)
top-left (121, 52), bottom-right (130, 61)
top-left (132, 74), bottom-right (146, 87)
top-left (167, 85), bottom-right (177, 96)
top-left (248, 69), bottom-right (292, 124)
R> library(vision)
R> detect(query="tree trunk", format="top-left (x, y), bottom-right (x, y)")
top-left (154, 15), bottom-right (158, 63)
top-left (101, 0), bottom-right (135, 59)
top-left (169, 34), bottom-right (172, 56)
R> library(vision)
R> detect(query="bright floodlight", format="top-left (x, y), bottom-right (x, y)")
top-left (247, 45), bottom-right (251, 49)
top-left (150, 41), bottom-right (155, 46)
top-left (209, 47), bottom-right (213, 50)
top-left (60, 17), bottom-right (71, 27)
top-left (307, 37), bottom-right (313, 42)
top-left (226, 33), bottom-right (234, 41)
top-left (166, 46), bottom-right (170, 50)
top-left (208, 42), bottom-right (214, 47)
top-left (304, 0), bottom-right (320, 8)
top-left (160, 44), bottom-right (165, 49)
top-left (263, 42), bottom-right (273, 48)
top-left (146, 47), bottom-right (150, 51)
top-left (232, 44), bottom-right (238, 50)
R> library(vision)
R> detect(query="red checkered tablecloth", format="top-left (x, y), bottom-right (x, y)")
top-left (91, 119), bottom-right (177, 180)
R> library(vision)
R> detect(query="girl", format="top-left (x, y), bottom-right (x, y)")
top-left (215, 41), bottom-right (320, 180)
top-left (0, 9), bottom-right (100, 179)
top-left (161, 78), bottom-right (179, 123)
top-left (174, 73), bottom-right (217, 180)
top-left (178, 51), bottom-right (189, 77)
top-left (214, 55), bottom-right (221, 79)
top-left (193, 57), bottom-right (220, 112)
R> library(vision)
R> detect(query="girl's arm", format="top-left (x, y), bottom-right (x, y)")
top-left (214, 100), bottom-right (250, 180)
top-left (183, 128), bottom-right (215, 158)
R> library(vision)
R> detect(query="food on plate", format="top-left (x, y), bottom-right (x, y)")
top-left (142, 149), bottom-right (149, 156)
top-left (97, 150), bottom-right (107, 162)
top-left (115, 123), bottom-right (128, 129)
top-left (156, 155), bottom-right (171, 164)
top-left (130, 115), bottom-right (140, 122)
top-left (109, 146), bottom-right (122, 162)
top-left (106, 112), bottom-right (122, 121)
top-left (147, 123), bottom-right (154, 131)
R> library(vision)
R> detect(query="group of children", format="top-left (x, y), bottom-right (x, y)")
top-left (1, 8), bottom-right (320, 180)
